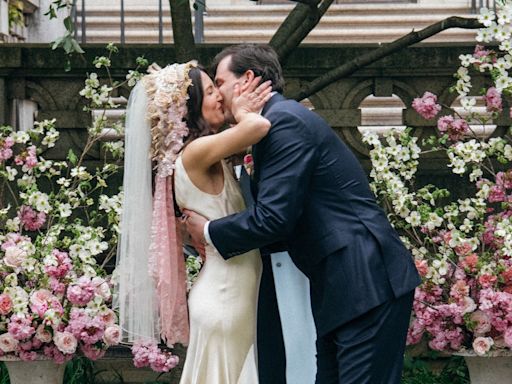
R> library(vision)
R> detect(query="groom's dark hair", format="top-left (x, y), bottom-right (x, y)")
top-left (211, 44), bottom-right (285, 93)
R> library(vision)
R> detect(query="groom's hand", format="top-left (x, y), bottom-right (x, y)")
top-left (182, 209), bottom-right (208, 254)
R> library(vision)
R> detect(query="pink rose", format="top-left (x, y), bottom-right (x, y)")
top-left (0, 293), bottom-right (12, 315)
top-left (35, 325), bottom-right (52, 343)
top-left (81, 344), bottom-right (105, 360)
top-left (0, 333), bottom-right (19, 352)
top-left (53, 331), bottom-right (77, 355)
top-left (99, 309), bottom-right (117, 326)
top-left (3, 246), bottom-right (28, 269)
top-left (103, 325), bottom-right (121, 346)
top-left (470, 310), bottom-right (492, 334)
top-left (472, 336), bottom-right (493, 356)
top-left (30, 289), bottom-right (53, 317)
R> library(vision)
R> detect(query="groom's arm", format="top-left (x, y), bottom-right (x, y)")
top-left (209, 110), bottom-right (317, 259)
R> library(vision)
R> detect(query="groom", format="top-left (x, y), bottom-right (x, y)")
top-left (185, 44), bottom-right (421, 383)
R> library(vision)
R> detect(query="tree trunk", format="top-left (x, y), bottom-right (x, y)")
top-left (169, 0), bottom-right (197, 62)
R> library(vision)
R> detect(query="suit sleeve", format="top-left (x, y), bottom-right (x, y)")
top-left (209, 110), bottom-right (317, 259)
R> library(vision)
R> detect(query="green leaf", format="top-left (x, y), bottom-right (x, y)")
top-left (70, 38), bottom-right (85, 54)
top-left (67, 149), bottom-right (78, 165)
top-left (63, 16), bottom-right (73, 32)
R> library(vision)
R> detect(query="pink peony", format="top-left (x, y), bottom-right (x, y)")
top-left (473, 336), bottom-right (493, 355)
top-left (0, 293), bottom-right (13, 315)
top-left (53, 331), bottom-right (77, 355)
top-left (18, 205), bottom-right (46, 231)
top-left (412, 91), bottom-right (442, 120)
top-left (44, 249), bottom-right (72, 279)
top-left (8, 314), bottom-right (36, 340)
top-left (66, 277), bottom-right (96, 306)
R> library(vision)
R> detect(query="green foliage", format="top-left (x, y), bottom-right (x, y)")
top-left (7, 0), bottom-right (24, 29)
top-left (0, 362), bottom-right (8, 384)
top-left (401, 355), bottom-right (469, 384)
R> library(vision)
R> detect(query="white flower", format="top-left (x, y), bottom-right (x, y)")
top-left (5, 166), bottom-right (17, 181)
top-left (58, 203), bottom-right (72, 218)
top-left (478, 7), bottom-right (496, 27)
top-left (460, 96), bottom-right (476, 110)
top-left (405, 211), bottom-right (421, 227)
top-left (12, 131), bottom-right (29, 144)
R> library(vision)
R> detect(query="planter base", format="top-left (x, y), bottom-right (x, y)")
top-left (456, 351), bottom-right (512, 384)
top-left (0, 357), bottom-right (65, 384)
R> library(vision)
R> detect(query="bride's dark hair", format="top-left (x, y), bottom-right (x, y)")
top-left (184, 66), bottom-right (212, 144)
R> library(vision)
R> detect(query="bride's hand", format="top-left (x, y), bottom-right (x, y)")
top-left (231, 77), bottom-right (272, 122)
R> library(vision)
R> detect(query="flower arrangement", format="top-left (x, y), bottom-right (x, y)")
top-left (362, 3), bottom-right (512, 356)
top-left (0, 44), bottom-right (132, 364)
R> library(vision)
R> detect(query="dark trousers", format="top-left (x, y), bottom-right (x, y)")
top-left (257, 255), bottom-right (286, 384)
top-left (316, 290), bottom-right (414, 384)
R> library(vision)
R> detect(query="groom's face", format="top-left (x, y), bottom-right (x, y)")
top-left (215, 55), bottom-right (244, 124)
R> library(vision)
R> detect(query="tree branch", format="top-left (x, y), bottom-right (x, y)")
top-left (270, 0), bottom-right (334, 62)
top-left (289, 0), bottom-right (321, 6)
top-left (289, 16), bottom-right (483, 101)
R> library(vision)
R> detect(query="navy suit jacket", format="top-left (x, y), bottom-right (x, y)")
top-left (209, 93), bottom-right (421, 337)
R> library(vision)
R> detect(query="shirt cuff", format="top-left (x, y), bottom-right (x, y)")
top-left (203, 221), bottom-right (213, 246)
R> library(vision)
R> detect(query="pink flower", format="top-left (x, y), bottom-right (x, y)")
top-left (415, 259), bottom-right (429, 277)
top-left (66, 277), bottom-right (96, 306)
top-left (19, 351), bottom-right (38, 361)
top-left (436, 115), bottom-right (470, 141)
top-left (3, 246), bottom-right (28, 269)
top-left (485, 87), bottom-right (503, 112)
top-left (0, 293), bottom-right (13, 315)
top-left (470, 310), bottom-right (492, 334)
top-left (43, 344), bottom-right (71, 364)
top-left (35, 325), bottom-right (53, 343)
top-left (53, 331), bottom-right (77, 355)
top-left (0, 333), bottom-right (19, 352)
top-left (412, 91), bottom-right (442, 120)
top-left (472, 336), bottom-right (493, 355)
top-left (131, 339), bottom-right (179, 372)
top-left (44, 249), bottom-right (72, 279)
top-left (488, 185), bottom-right (506, 203)
top-left (8, 315), bottom-right (36, 340)
top-left (103, 325), bottom-right (121, 346)
top-left (81, 344), bottom-right (106, 360)
top-left (99, 309), bottom-right (117, 326)
top-left (18, 205), bottom-right (46, 231)
top-left (460, 253), bottom-right (478, 272)
top-left (478, 274), bottom-right (497, 288)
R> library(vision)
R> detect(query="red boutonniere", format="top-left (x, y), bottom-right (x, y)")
top-left (243, 153), bottom-right (254, 176)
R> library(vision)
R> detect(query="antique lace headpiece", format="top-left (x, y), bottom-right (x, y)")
top-left (142, 61), bottom-right (197, 177)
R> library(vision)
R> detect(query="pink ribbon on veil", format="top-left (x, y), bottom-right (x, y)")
top-left (149, 175), bottom-right (189, 347)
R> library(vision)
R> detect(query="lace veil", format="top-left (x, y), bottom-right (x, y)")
top-left (115, 62), bottom-right (196, 347)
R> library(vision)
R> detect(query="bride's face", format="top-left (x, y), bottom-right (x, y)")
top-left (200, 71), bottom-right (224, 132)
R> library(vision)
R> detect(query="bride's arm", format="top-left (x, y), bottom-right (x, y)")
top-left (182, 77), bottom-right (272, 170)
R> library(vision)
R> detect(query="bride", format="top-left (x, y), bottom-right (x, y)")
top-left (116, 61), bottom-right (272, 383)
